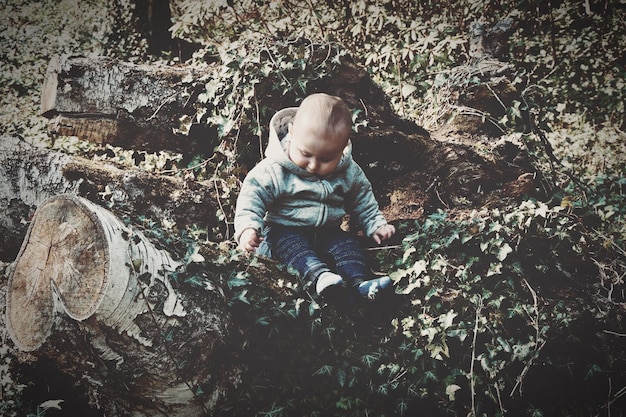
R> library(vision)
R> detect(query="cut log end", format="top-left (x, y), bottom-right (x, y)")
top-left (7, 194), bottom-right (109, 351)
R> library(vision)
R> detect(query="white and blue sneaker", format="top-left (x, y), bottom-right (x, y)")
top-left (316, 272), bottom-right (345, 296)
top-left (357, 276), bottom-right (392, 300)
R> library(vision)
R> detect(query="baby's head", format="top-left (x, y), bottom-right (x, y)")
top-left (288, 93), bottom-right (352, 177)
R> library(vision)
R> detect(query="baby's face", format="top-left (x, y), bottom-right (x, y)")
top-left (288, 122), bottom-right (347, 177)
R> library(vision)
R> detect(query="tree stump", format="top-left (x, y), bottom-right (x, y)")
top-left (5, 194), bottom-right (240, 416)
top-left (7, 194), bottom-right (182, 351)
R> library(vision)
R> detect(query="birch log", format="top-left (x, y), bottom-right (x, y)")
top-left (41, 55), bottom-right (210, 153)
top-left (6, 194), bottom-right (183, 351)
top-left (6, 194), bottom-right (240, 416)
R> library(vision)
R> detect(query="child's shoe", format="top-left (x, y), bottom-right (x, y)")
top-left (357, 276), bottom-right (392, 300)
top-left (316, 272), bottom-right (344, 296)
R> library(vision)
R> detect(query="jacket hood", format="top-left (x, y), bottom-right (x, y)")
top-left (265, 107), bottom-right (353, 179)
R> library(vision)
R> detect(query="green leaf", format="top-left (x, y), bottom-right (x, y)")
top-left (401, 83), bottom-right (418, 97)
top-left (336, 368), bottom-right (347, 387)
top-left (314, 365), bottom-right (333, 376)
top-left (438, 310), bottom-right (457, 329)
top-left (487, 262), bottom-right (503, 276)
top-left (496, 243), bottom-right (513, 261)
top-left (446, 384), bottom-right (461, 400)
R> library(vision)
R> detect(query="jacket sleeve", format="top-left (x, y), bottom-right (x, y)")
top-left (234, 162), bottom-right (278, 243)
top-left (345, 163), bottom-right (388, 237)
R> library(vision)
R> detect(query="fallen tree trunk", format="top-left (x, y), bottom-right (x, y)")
top-left (0, 135), bottom-right (225, 261)
top-left (6, 194), bottom-right (241, 416)
top-left (41, 55), bottom-right (211, 153)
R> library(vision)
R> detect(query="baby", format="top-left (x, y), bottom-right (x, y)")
top-left (234, 93), bottom-right (395, 300)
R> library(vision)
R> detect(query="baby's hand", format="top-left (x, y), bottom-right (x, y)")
top-left (239, 228), bottom-right (263, 252)
top-left (372, 224), bottom-right (396, 245)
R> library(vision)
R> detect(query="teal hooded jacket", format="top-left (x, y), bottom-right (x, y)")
top-left (234, 107), bottom-right (388, 245)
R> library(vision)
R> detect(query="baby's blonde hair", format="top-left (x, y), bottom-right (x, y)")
top-left (293, 93), bottom-right (352, 142)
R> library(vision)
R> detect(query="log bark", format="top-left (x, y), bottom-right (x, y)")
top-left (6, 194), bottom-right (241, 416)
top-left (0, 135), bottom-right (224, 261)
top-left (41, 55), bottom-right (210, 153)
top-left (0, 136), bottom-right (79, 260)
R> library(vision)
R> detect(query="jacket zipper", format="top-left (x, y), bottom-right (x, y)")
top-left (318, 180), bottom-right (332, 226)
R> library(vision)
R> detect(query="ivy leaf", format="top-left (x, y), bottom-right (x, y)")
top-left (336, 397), bottom-right (351, 410)
top-left (461, 233), bottom-right (473, 244)
top-left (361, 353), bottom-right (379, 368)
top-left (428, 340), bottom-right (450, 359)
top-left (535, 202), bottom-right (549, 218)
top-left (487, 262), bottom-right (503, 276)
top-left (413, 259), bottom-right (427, 276)
top-left (336, 368), bottom-right (347, 387)
top-left (446, 384), bottom-right (461, 400)
top-left (496, 243), bottom-right (513, 261)
top-left (188, 252), bottom-right (205, 264)
top-left (39, 400), bottom-right (64, 411)
top-left (402, 246), bottom-right (416, 263)
top-left (438, 310), bottom-right (457, 329)
top-left (294, 298), bottom-right (305, 315)
top-left (235, 289), bottom-right (249, 304)
top-left (314, 365), bottom-right (333, 376)
top-left (420, 327), bottom-right (438, 343)
top-left (509, 101), bottom-right (522, 119)
top-left (401, 83), bottom-right (417, 98)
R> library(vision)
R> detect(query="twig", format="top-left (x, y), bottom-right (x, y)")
top-left (363, 245), bottom-right (402, 251)
top-left (435, 187), bottom-right (450, 209)
top-left (157, 154), bottom-right (213, 176)
top-left (147, 92), bottom-right (178, 121)
top-left (314, 41), bottom-right (333, 70)
top-left (484, 81), bottom-right (507, 111)
top-left (495, 382), bottom-right (505, 416)
top-left (593, 229), bottom-right (626, 257)
top-left (265, 46), bottom-right (293, 90)
top-left (359, 98), bottom-right (368, 118)
top-left (510, 279), bottom-right (545, 397)
top-left (603, 330), bottom-right (626, 337)
top-left (254, 94), bottom-right (263, 159)
top-left (612, 384), bottom-right (626, 404)
top-left (596, 381), bottom-right (626, 417)
top-left (425, 176), bottom-right (441, 193)
top-left (212, 175), bottom-right (231, 240)
top-left (510, 339), bottom-right (547, 397)
top-left (469, 296), bottom-right (483, 417)
top-left (389, 368), bottom-right (408, 384)
top-left (523, 278), bottom-right (540, 343)
top-left (450, 105), bottom-right (506, 133)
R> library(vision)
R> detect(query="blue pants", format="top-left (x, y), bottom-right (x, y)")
top-left (265, 225), bottom-right (370, 287)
